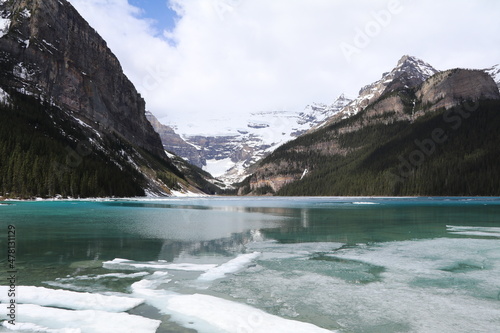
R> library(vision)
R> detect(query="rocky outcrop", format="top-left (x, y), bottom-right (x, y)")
top-left (364, 95), bottom-right (406, 119)
top-left (247, 159), bottom-right (303, 193)
top-left (332, 55), bottom-right (438, 120)
top-left (145, 111), bottom-right (206, 167)
top-left (249, 175), bottom-right (297, 193)
top-left (0, 0), bottom-right (165, 157)
top-left (417, 69), bottom-right (500, 111)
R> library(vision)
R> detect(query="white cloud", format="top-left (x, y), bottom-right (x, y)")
top-left (68, 0), bottom-right (500, 133)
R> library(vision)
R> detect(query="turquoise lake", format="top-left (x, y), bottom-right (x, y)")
top-left (0, 197), bottom-right (499, 332)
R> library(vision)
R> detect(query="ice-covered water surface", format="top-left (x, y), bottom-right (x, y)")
top-left (226, 238), bottom-right (500, 333)
top-left (0, 197), bottom-right (499, 332)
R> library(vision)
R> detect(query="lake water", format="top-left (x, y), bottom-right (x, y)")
top-left (0, 197), bottom-right (499, 332)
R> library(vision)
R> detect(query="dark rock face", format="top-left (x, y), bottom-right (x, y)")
top-left (417, 69), bottom-right (500, 111)
top-left (145, 111), bottom-right (206, 167)
top-left (0, 0), bottom-right (165, 158)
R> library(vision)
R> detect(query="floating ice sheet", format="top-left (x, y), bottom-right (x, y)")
top-left (166, 293), bottom-right (336, 333)
top-left (2, 321), bottom-right (80, 333)
top-left (331, 238), bottom-right (500, 278)
top-left (56, 272), bottom-right (150, 281)
top-left (103, 258), bottom-right (217, 271)
top-left (246, 240), bottom-right (345, 260)
top-left (131, 277), bottom-right (336, 333)
top-left (0, 304), bottom-right (160, 333)
top-left (0, 286), bottom-right (143, 312)
top-left (447, 225), bottom-right (500, 238)
top-left (198, 252), bottom-right (261, 281)
top-left (220, 238), bottom-right (500, 333)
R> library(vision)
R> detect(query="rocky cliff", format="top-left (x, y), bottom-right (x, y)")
top-left (0, 0), bottom-right (164, 157)
top-left (145, 111), bottom-right (206, 167)
top-left (0, 0), bottom-right (207, 197)
top-left (417, 69), bottom-right (500, 112)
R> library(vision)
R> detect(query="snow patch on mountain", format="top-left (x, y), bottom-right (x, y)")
top-left (337, 55), bottom-right (438, 119)
top-left (20, 8), bottom-right (31, 18)
top-left (169, 95), bottom-right (351, 185)
top-left (484, 64), bottom-right (500, 90)
top-left (205, 157), bottom-right (234, 178)
top-left (0, 86), bottom-right (9, 103)
top-left (158, 56), bottom-right (499, 188)
top-left (0, 8), bottom-right (10, 38)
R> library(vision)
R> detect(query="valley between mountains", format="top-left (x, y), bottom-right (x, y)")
top-left (156, 55), bottom-right (500, 196)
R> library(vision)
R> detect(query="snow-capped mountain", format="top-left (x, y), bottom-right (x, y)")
top-left (153, 55), bottom-right (499, 189)
top-left (485, 64), bottom-right (500, 90)
top-left (245, 60), bottom-right (500, 196)
top-left (158, 56), bottom-right (437, 185)
top-left (159, 95), bottom-right (351, 185)
top-left (336, 55), bottom-right (438, 119)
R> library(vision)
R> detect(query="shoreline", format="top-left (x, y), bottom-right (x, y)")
top-left (3, 195), bottom-right (500, 203)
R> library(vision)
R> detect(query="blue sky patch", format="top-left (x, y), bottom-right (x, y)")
top-left (129, 0), bottom-right (179, 34)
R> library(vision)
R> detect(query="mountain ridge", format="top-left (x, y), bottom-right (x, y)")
top-left (484, 64), bottom-right (500, 89)
top-left (327, 55), bottom-right (438, 122)
top-left (154, 94), bottom-right (351, 185)
top-left (154, 55), bottom-right (441, 186)
top-left (240, 56), bottom-right (500, 196)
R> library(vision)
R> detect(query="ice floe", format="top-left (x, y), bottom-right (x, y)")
top-left (198, 252), bottom-right (261, 281)
top-left (447, 225), bottom-right (500, 238)
top-left (218, 238), bottom-right (500, 333)
top-left (103, 258), bottom-right (217, 271)
top-left (131, 277), bottom-right (335, 333)
top-left (0, 286), bottom-right (143, 312)
top-left (165, 293), bottom-right (336, 333)
top-left (2, 321), bottom-right (80, 333)
top-left (61, 272), bottom-right (150, 280)
top-left (246, 240), bottom-right (345, 260)
top-left (0, 304), bottom-right (160, 333)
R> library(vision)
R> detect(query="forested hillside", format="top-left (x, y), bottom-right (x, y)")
top-left (242, 65), bottom-right (500, 197)
top-left (274, 99), bottom-right (500, 196)
top-left (0, 0), bottom-right (213, 198)
top-left (0, 92), bottom-right (186, 198)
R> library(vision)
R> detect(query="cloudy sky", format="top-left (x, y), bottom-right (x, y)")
top-left (67, 0), bottom-right (500, 133)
